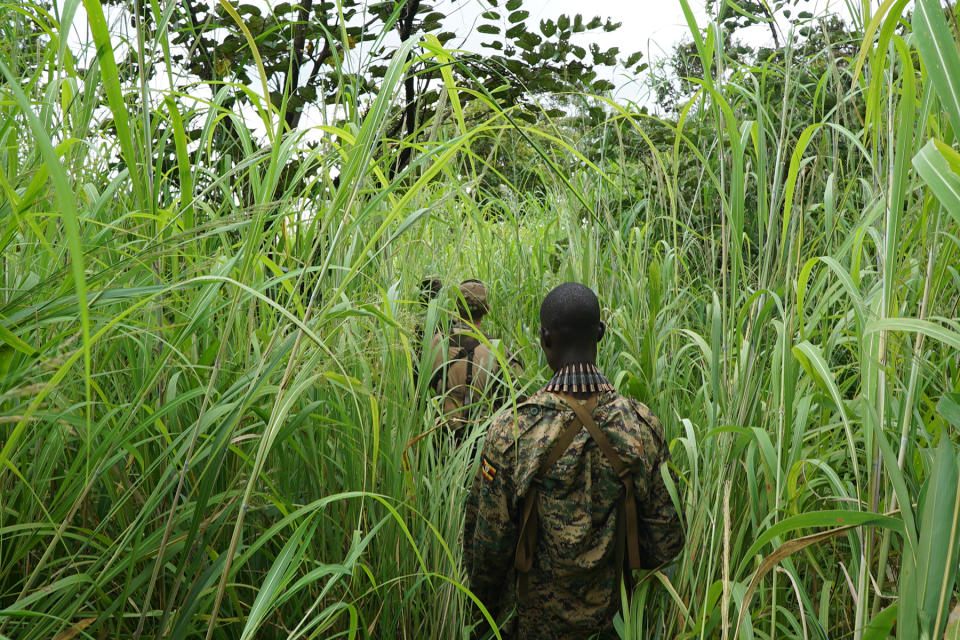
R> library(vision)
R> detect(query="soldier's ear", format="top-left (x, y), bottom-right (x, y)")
top-left (540, 326), bottom-right (552, 348)
top-left (597, 321), bottom-right (606, 343)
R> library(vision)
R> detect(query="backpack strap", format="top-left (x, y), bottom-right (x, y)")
top-left (555, 393), bottom-right (644, 571)
top-left (452, 334), bottom-right (481, 405)
top-left (463, 347), bottom-right (476, 398)
top-left (428, 333), bottom-right (481, 394)
top-left (514, 414), bottom-right (584, 569)
top-left (514, 395), bottom-right (598, 599)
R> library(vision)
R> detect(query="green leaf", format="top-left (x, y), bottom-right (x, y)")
top-left (0, 315), bottom-right (39, 357)
top-left (865, 317), bottom-right (960, 352)
top-left (516, 32), bottom-right (541, 50)
top-left (0, 61), bottom-right (92, 463)
top-left (913, 0), bottom-right (960, 134)
top-left (913, 438), bottom-right (960, 639)
top-left (477, 24), bottom-right (500, 34)
top-left (239, 518), bottom-right (316, 639)
top-left (913, 139), bottom-right (960, 227)
top-left (508, 10), bottom-right (529, 23)
top-left (862, 603), bottom-right (898, 640)
top-left (737, 510), bottom-right (905, 578)
top-left (506, 23), bottom-right (526, 38)
top-left (781, 123), bottom-right (825, 252)
top-left (791, 341), bottom-right (860, 487)
top-left (937, 393), bottom-right (960, 429)
top-left (591, 79), bottom-right (614, 92)
top-left (80, 0), bottom-right (141, 206)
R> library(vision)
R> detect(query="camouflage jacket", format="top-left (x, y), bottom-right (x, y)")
top-left (462, 389), bottom-right (684, 639)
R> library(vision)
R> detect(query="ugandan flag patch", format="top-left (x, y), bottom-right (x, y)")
top-left (480, 456), bottom-right (498, 483)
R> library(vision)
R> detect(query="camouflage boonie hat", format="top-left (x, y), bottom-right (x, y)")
top-left (458, 279), bottom-right (489, 317)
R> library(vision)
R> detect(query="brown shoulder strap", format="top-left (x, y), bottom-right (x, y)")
top-left (554, 393), bottom-right (644, 571)
top-left (514, 397), bottom-right (596, 598)
top-left (428, 333), bottom-right (481, 392)
top-left (556, 393), bottom-right (627, 476)
top-left (514, 407), bottom-right (584, 566)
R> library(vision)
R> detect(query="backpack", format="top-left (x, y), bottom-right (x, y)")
top-left (430, 331), bottom-right (482, 392)
top-left (428, 332), bottom-right (489, 425)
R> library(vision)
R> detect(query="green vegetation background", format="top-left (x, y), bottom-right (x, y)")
top-left (1, 0), bottom-right (960, 638)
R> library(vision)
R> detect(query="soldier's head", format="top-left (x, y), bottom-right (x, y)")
top-left (419, 275), bottom-right (443, 304)
top-left (457, 279), bottom-right (489, 326)
top-left (539, 282), bottom-right (605, 371)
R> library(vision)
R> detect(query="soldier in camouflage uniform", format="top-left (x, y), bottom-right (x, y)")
top-left (463, 282), bottom-right (684, 639)
top-left (429, 280), bottom-right (521, 445)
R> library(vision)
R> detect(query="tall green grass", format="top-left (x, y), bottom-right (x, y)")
top-left (0, 0), bottom-right (958, 638)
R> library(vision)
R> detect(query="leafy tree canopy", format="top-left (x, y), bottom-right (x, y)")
top-left (110, 0), bottom-right (646, 133)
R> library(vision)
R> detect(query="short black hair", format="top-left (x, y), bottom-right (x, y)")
top-left (539, 282), bottom-right (600, 345)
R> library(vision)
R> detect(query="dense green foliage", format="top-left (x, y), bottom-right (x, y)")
top-left (1, 0), bottom-right (960, 638)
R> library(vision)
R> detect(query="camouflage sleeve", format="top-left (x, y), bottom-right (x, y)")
top-left (634, 404), bottom-right (685, 567)
top-left (463, 424), bottom-right (517, 622)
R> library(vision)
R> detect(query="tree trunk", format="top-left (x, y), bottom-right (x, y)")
top-left (391, 0), bottom-right (420, 179)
